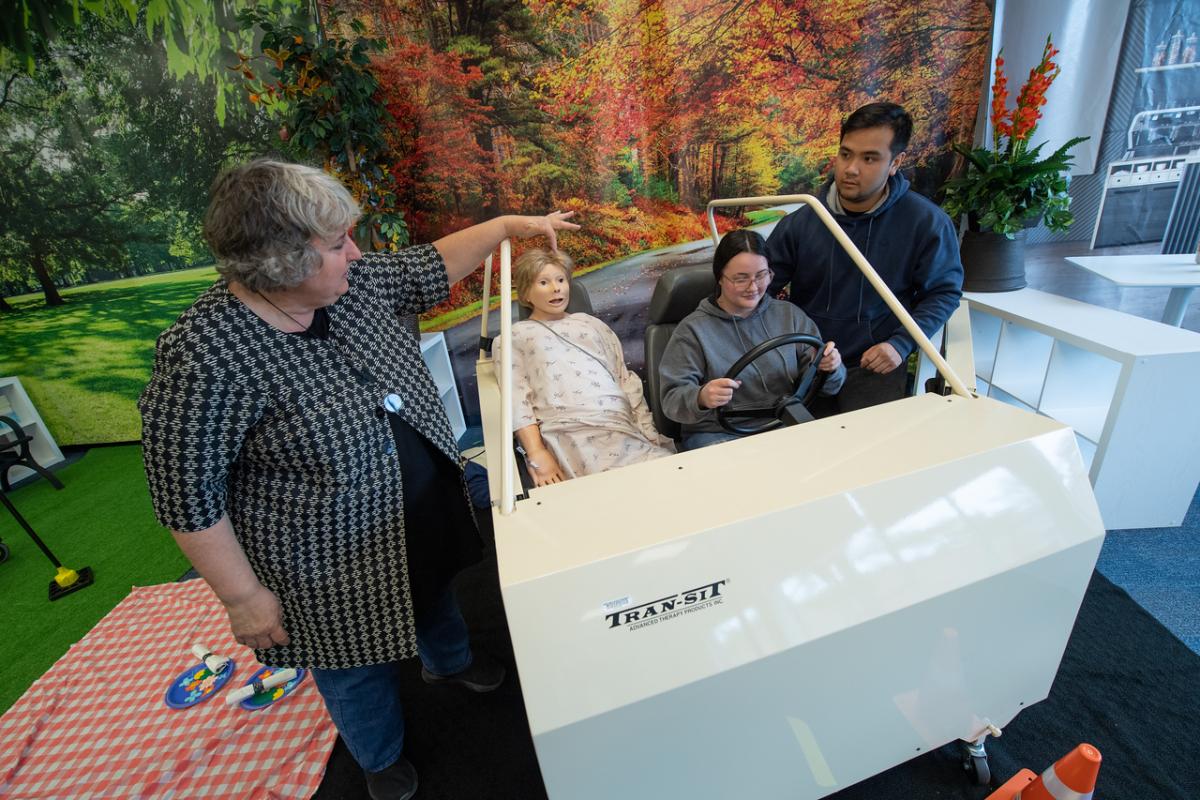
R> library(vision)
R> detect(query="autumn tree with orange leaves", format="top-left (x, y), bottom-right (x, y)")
top-left (228, 0), bottom-right (991, 318)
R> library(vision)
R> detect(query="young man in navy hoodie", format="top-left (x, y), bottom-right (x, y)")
top-left (765, 102), bottom-right (963, 414)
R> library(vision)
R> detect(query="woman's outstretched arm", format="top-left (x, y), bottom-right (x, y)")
top-left (433, 212), bottom-right (580, 285)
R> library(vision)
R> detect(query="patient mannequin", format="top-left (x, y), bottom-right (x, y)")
top-left (495, 249), bottom-right (674, 486)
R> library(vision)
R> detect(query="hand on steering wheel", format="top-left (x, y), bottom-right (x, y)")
top-left (716, 333), bottom-right (828, 435)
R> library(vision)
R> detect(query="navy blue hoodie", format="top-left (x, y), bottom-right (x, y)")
top-left (764, 172), bottom-right (963, 364)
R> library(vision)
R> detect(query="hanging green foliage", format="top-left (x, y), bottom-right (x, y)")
top-left (1, 0), bottom-right (302, 124)
top-left (231, 6), bottom-right (409, 249)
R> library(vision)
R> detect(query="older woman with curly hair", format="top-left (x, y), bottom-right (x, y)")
top-left (139, 159), bottom-right (577, 800)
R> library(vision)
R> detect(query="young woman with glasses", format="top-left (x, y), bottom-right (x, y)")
top-left (659, 228), bottom-right (846, 450)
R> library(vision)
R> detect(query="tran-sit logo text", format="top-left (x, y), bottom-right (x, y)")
top-left (604, 580), bottom-right (727, 632)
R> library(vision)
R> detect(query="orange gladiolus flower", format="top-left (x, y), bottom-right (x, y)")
top-left (989, 36), bottom-right (1062, 147)
top-left (990, 53), bottom-right (1012, 147)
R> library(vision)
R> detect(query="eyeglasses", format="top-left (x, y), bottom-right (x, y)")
top-left (721, 269), bottom-right (773, 288)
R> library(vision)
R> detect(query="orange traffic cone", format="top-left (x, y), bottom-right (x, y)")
top-left (1010, 743), bottom-right (1102, 799)
top-left (985, 768), bottom-right (1037, 800)
top-left (985, 744), bottom-right (1102, 800)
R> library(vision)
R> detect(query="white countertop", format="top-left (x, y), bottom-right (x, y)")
top-left (1065, 254), bottom-right (1200, 287)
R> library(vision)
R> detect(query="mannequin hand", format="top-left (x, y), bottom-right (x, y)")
top-left (699, 378), bottom-right (741, 409)
top-left (860, 342), bottom-right (901, 374)
top-left (224, 583), bottom-right (290, 650)
top-left (506, 211), bottom-right (580, 252)
top-left (818, 341), bottom-right (842, 372)
top-left (525, 447), bottom-right (566, 486)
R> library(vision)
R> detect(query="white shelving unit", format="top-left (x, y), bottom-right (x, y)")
top-left (965, 289), bottom-right (1200, 530)
top-left (420, 332), bottom-right (467, 443)
top-left (0, 376), bottom-right (65, 483)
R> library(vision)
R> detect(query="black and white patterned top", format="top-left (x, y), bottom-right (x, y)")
top-left (139, 245), bottom-right (467, 670)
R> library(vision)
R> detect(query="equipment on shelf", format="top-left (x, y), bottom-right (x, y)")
top-left (1093, 48), bottom-right (1200, 248)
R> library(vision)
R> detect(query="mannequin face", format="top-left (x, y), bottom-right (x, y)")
top-left (834, 126), bottom-right (905, 212)
top-left (717, 252), bottom-right (772, 317)
top-left (524, 263), bottom-right (571, 320)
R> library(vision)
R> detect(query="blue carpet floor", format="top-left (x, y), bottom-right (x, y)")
top-left (1096, 486), bottom-right (1200, 655)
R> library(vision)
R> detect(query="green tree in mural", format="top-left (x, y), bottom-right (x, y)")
top-left (1, 0), bottom-right (304, 123)
top-left (0, 19), bottom-right (272, 308)
top-left (1, 36), bottom-right (152, 306)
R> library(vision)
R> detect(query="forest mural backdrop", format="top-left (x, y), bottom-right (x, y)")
top-left (1, 0), bottom-right (992, 444)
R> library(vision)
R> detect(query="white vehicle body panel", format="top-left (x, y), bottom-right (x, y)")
top-left (477, 194), bottom-right (1102, 798)
top-left (479, 367), bottom-right (1104, 799)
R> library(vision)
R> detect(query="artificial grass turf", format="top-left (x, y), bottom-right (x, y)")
top-left (2, 266), bottom-right (218, 446)
top-left (0, 445), bottom-right (189, 714)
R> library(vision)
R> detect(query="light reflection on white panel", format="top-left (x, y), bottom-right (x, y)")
top-left (949, 467), bottom-right (1039, 520)
top-left (712, 615), bottom-right (744, 646)
top-left (780, 574), bottom-right (830, 606)
top-left (1030, 430), bottom-right (1088, 487)
top-left (787, 717), bottom-right (838, 788)
top-left (893, 626), bottom-right (969, 746)
top-left (845, 527), bottom-right (896, 575)
top-left (885, 497), bottom-right (958, 563)
top-left (897, 536), bottom-right (950, 564)
top-left (886, 497), bottom-right (958, 542)
top-left (632, 541), bottom-right (689, 565)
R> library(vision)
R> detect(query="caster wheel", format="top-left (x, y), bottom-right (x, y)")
top-left (963, 753), bottom-right (991, 785)
top-left (0, 541), bottom-right (8, 564)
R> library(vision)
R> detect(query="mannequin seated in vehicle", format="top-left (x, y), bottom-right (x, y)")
top-left (658, 229), bottom-right (847, 451)
top-left (493, 248), bottom-right (674, 486)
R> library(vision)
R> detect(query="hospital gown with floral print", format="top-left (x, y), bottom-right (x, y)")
top-left (497, 313), bottom-right (674, 479)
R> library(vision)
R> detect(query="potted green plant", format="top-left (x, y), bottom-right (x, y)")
top-left (942, 35), bottom-right (1088, 291)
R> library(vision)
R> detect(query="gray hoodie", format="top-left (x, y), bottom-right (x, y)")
top-left (659, 295), bottom-right (846, 437)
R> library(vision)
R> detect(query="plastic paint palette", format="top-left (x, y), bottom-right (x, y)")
top-left (164, 659), bottom-right (237, 709)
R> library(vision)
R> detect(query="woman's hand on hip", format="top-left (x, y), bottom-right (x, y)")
top-left (225, 584), bottom-right (290, 649)
top-left (505, 211), bottom-right (580, 252)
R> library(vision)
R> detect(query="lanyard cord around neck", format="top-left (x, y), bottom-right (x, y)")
top-left (256, 290), bottom-right (311, 332)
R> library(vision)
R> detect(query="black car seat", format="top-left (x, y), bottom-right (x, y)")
top-left (643, 266), bottom-right (716, 441)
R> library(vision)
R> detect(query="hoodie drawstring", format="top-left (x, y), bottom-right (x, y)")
top-left (857, 217), bottom-right (874, 323)
top-left (761, 312), bottom-right (794, 385)
top-left (729, 313), bottom-right (790, 396)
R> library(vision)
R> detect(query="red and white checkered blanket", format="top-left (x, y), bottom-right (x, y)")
top-left (0, 580), bottom-right (337, 798)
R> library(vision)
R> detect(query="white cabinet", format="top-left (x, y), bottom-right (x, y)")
top-left (0, 376), bottom-right (65, 484)
top-left (420, 332), bottom-right (466, 443)
top-left (965, 289), bottom-right (1200, 530)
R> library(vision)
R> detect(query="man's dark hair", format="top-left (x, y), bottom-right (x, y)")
top-left (840, 102), bottom-right (912, 157)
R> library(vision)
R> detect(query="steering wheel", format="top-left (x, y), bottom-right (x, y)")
top-left (716, 333), bottom-right (828, 435)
